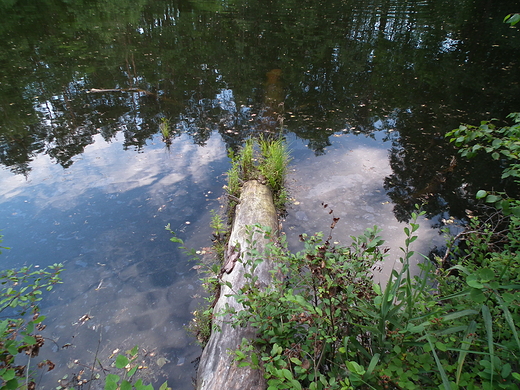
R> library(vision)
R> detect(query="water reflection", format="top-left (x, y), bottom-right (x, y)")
top-left (284, 132), bottom-right (443, 285)
top-left (1, 0), bottom-right (520, 388)
top-left (0, 134), bottom-right (228, 388)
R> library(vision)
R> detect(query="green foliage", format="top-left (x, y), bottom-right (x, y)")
top-left (104, 346), bottom-right (170, 390)
top-left (210, 210), bottom-right (226, 238)
top-left (504, 13), bottom-right (520, 27)
top-left (187, 305), bottom-right (214, 347)
top-left (223, 205), bottom-right (520, 389)
top-left (240, 138), bottom-right (256, 181)
top-left (0, 236), bottom-right (64, 389)
top-left (225, 137), bottom-right (291, 212)
top-left (258, 136), bottom-right (291, 193)
top-left (446, 112), bottom-right (520, 217)
top-left (226, 149), bottom-right (242, 203)
top-left (446, 113), bottom-right (520, 182)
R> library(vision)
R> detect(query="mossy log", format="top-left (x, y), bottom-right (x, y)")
top-left (196, 180), bottom-right (278, 390)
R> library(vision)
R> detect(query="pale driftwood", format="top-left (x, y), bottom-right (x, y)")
top-left (196, 180), bottom-right (278, 390)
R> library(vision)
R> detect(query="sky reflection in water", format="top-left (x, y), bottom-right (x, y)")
top-left (0, 133), bottom-right (228, 388)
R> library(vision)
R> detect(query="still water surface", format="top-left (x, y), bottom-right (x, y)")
top-left (1, 0), bottom-right (519, 388)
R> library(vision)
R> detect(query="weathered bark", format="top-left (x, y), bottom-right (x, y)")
top-left (196, 180), bottom-right (278, 390)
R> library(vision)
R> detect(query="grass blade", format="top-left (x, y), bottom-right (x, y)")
top-left (481, 304), bottom-right (494, 384)
top-left (494, 291), bottom-right (520, 351)
top-left (456, 320), bottom-right (477, 384)
top-left (366, 353), bottom-right (380, 375)
top-left (426, 334), bottom-right (452, 390)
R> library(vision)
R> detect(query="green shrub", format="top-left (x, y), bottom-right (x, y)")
top-left (222, 205), bottom-right (520, 389)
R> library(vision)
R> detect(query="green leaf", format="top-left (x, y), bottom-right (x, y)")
top-left (282, 369), bottom-right (293, 380)
top-left (456, 320), bottom-right (477, 384)
top-left (7, 344), bottom-right (18, 356)
top-left (23, 335), bottom-right (36, 345)
top-left (495, 293), bottom-right (520, 351)
top-left (290, 379), bottom-right (302, 390)
top-left (105, 374), bottom-right (120, 390)
top-left (290, 357), bottom-right (302, 366)
top-left (120, 380), bottom-right (132, 390)
top-left (476, 190), bottom-right (488, 199)
top-left (470, 288), bottom-right (486, 303)
top-left (443, 309), bottom-right (479, 321)
top-left (127, 366), bottom-right (138, 377)
top-left (106, 374), bottom-right (120, 383)
top-left (134, 379), bottom-right (153, 390)
top-left (115, 354), bottom-right (130, 369)
top-left (1, 369), bottom-right (16, 382)
top-left (485, 194), bottom-right (501, 203)
top-left (251, 352), bottom-right (259, 367)
top-left (505, 13), bottom-right (520, 26)
top-left (346, 361), bottom-right (366, 375)
top-left (435, 342), bottom-right (447, 352)
top-left (478, 268), bottom-right (495, 282)
top-left (466, 274), bottom-right (483, 289)
top-left (159, 382), bottom-right (169, 390)
top-left (4, 378), bottom-right (19, 390)
top-left (366, 353), bottom-right (380, 375)
top-left (501, 363), bottom-right (512, 379)
top-left (235, 350), bottom-right (246, 360)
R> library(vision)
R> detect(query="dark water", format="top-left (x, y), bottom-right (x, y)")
top-left (1, 0), bottom-right (519, 388)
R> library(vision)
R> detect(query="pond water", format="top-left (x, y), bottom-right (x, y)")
top-left (1, 0), bottom-right (519, 388)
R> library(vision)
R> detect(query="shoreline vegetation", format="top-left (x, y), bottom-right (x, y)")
top-left (182, 126), bottom-right (520, 389)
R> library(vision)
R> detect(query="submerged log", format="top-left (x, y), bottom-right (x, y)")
top-left (196, 180), bottom-right (278, 390)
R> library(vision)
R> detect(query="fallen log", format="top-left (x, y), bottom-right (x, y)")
top-left (196, 180), bottom-right (278, 390)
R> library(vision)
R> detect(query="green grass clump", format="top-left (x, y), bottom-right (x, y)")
top-left (259, 135), bottom-right (291, 194)
top-left (225, 136), bottom-right (291, 213)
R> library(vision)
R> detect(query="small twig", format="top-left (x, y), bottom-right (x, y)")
top-left (26, 354), bottom-right (31, 390)
top-left (42, 336), bottom-right (61, 350)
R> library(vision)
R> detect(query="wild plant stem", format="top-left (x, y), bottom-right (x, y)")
top-left (88, 330), bottom-right (103, 390)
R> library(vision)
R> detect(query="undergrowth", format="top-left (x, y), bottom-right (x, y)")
top-left (222, 204), bottom-right (519, 389)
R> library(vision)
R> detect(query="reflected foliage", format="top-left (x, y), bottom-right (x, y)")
top-left (0, 0), bottom-right (519, 219)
